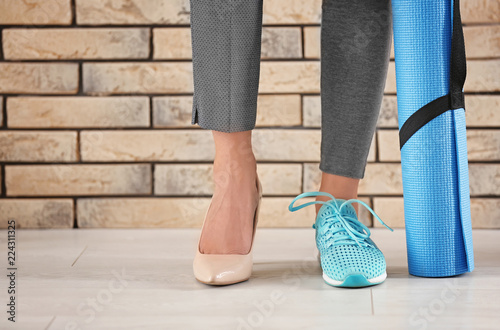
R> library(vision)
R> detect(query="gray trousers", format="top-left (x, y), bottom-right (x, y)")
top-left (190, 0), bottom-right (392, 179)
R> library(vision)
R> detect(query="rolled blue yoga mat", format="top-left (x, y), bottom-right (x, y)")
top-left (391, 0), bottom-right (474, 277)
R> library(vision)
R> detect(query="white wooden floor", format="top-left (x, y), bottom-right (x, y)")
top-left (0, 228), bottom-right (499, 330)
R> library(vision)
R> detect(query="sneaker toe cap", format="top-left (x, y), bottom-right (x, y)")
top-left (321, 245), bottom-right (386, 281)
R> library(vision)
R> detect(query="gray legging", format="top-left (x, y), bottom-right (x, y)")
top-left (189, 0), bottom-right (392, 179)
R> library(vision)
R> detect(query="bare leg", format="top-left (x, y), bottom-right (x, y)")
top-left (198, 130), bottom-right (260, 255)
top-left (315, 173), bottom-right (360, 216)
top-left (190, 1), bottom-right (264, 256)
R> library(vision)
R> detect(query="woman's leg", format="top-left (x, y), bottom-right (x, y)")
top-left (190, 0), bottom-right (263, 132)
top-left (189, 0), bottom-right (263, 254)
top-left (316, 0), bottom-right (392, 214)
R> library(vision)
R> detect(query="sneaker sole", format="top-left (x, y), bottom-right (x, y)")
top-left (322, 271), bottom-right (387, 288)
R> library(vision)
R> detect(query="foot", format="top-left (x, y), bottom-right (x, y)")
top-left (315, 172), bottom-right (360, 215)
top-left (198, 156), bottom-right (260, 255)
top-left (316, 199), bottom-right (387, 287)
top-left (288, 192), bottom-right (393, 287)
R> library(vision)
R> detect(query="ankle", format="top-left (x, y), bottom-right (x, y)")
top-left (315, 172), bottom-right (361, 215)
top-left (213, 153), bottom-right (256, 175)
top-left (212, 130), bottom-right (255, 168)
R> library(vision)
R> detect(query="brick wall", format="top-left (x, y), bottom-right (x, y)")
top-left (0, 0), bottom-right (499, 229)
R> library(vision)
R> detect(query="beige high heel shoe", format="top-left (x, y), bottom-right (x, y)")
top-left (193, 175), bottom-right (263, 285)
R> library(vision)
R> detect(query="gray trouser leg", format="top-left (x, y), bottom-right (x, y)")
top-left (189, 0), bottom-right (391, 179)
top-left (189, 0), bottom-right (263, 132)
top-left (319, 0), bottom-right (392, 179)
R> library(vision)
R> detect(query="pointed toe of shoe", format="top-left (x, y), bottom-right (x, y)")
top-left (192, 176), bottom-right (262, 286)
top-left (193, 251), bottom-right (253, 285)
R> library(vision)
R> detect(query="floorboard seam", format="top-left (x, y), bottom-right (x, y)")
top-left (71, 245), bottom-right (88, 267)
top-left (370, 289), bottom-right (375, 315)
top-left (44, 315), bottom-right (56, 330)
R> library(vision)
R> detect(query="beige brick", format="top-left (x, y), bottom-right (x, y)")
top-left (465, 96), bottom-right (500, 127)
top-left (361, 163), bottom-right (403, 195)
top-left (154, 164), bottom-right (302, 196)
top-left (373, 197), bottom-right (500, 229)
top-left (256, 163), bottom-right (302, 195)
top-left (253, 129), bottom-right (320, 161)
top-left (7, 97), bottom-right (149, 128)
top-left (303, 26), bottom-right (320, 59)
top-left (464, 25), bottom-right (500, 59)
top-left (0, 199), bottom-right (73, 229)
top-left (263, 0), bottom-right (321, 24)
top-left (261, 27), bottom-right (302, 59)
top-left (367, 134), bottom-right (377, 162)
top-left (357, 197), bottom-right (373, 227)
top-left (154, 164), bottom-right (213, 195)
top-left (385, 62), bottom-right (397, 94)
top-left (3, 28), bottom-right (150, 60)
top-left (76, 0), bottom-right (190, 25)
top-left (469, 164), bottom-right (500, 196)
top-left (304, 163), bottom-right (403, 195)
top-left (0, 0), bottom-right (71, 25)
top-left (83, 62), bottom-right (193, 94)
top-left (464, 60), bottom-right (500, 92)
top-left (0, 97), bottom-right (3, 126)
top-left (376, 96), bottom-right (399, 128)
top-left (5, 164), bottom-right (151, 196)
top-left (152, 96), bottom-right (193, 127)
top-left (0, 131), bottom-right (77, 162)
top-left (80, 130), bottom-right (215, 161)
top-left (378, 130), bottom-right (399, 162)
top-left (153, 94), bottom-right (301, 128)
top-left (469, 198), bottom-right (500, 228)
top-left (372, 197), bottom-right (405, 228)
top-left (0, 63), bottom-right (78, 94)
top-left (259, 62), bottom-right (320, 93)
top-left (302, 95), bottom-right (320, 127)
top-left (378, 129), bottom-right (500, 162)
top-left (153, 28), bottom-right (191, 60)
top-left (256, 94), bottom-right (302, 126)
top-left (260, 197), bottom-right (317, 227)
top-left (77, 196), bottom-right (348, 228)
top-left (465, 130), bottom-right (500, 161)
top-left (77, 197), bottom-right (209, 228)
top-left (461, 0), bottom-right (500, 24)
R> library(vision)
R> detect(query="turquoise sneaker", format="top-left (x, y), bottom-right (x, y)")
top-left (288, 191), bottom-right (393, 288)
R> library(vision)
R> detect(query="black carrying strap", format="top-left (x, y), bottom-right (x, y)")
top-left (399, 0), bottom-right (467, 150)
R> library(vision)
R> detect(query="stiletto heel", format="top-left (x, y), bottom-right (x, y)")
top-left (193, 175), bottom-right (263, 285)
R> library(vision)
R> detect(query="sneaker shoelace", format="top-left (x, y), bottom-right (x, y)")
top-left (289, 192), bottom-right (393, 249)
